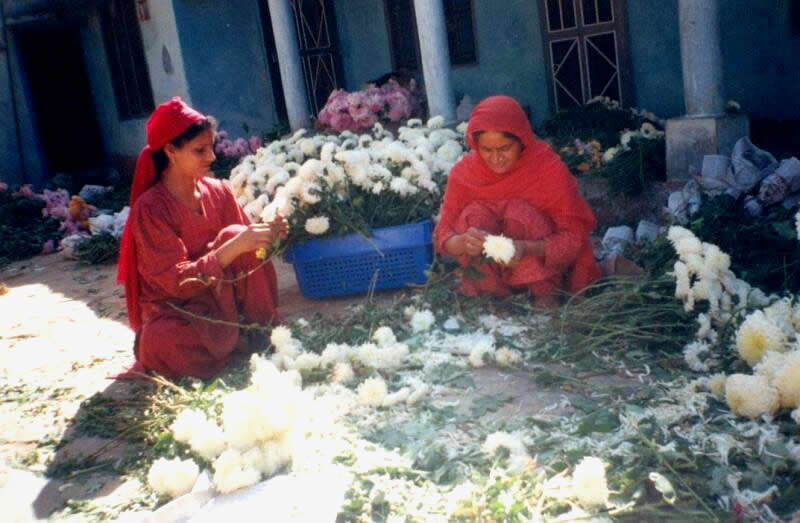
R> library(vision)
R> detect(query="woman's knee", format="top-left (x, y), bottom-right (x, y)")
top-left (503, 199), bottom-right (553, 239)
top-left (457, 201), bottom-right (501, 233)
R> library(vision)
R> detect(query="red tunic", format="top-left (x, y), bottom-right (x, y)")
top-left (434, 96), bottom-right (601, 296)
top-left (130, 177), bottom-right (280, 379)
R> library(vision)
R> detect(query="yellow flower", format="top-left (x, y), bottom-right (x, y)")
top-left (255, 247), bottom-right (267, 260)
top-left (735, 310), bottom-right (787, 366)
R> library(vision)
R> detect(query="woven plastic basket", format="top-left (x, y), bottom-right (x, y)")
top-left (284, 220), bottom-right (433, 299)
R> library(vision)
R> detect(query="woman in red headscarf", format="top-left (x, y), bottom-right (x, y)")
top-left (117, 97), bottom-right (286, 380)
top-left (434, 95), bottom-right (602, 308)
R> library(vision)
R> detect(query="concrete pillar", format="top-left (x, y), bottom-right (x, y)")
top-left (666, 0), bottom-right (749, 180)
top-left (678, 0), bottom-right (724, 116)
top-left (412, 0), bottom-right (456, 122)
top-left (267, 0), bottom-right (309, 130)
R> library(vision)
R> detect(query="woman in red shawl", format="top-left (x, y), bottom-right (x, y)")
top-left (117, 97), bottom-right (286, 380)
top-left (435, 95), bottom-right (602, 308)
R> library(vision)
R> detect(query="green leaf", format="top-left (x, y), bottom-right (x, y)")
top-left (576, 408), bottom-right (619, 435)
top-left (469, 394), bottom-right (513, 417)
top-left (772, 220), bottom-right (796, 240)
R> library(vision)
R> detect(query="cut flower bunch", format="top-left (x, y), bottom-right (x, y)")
top-left (316, 79), bottom-right (423, 132)
top-left (227, 116), bottom-right (467, 249)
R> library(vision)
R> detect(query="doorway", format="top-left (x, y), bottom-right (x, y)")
top-left (17, 26), bottom-right (104, 175)
top-left (538, 0), bottom-right (634, 112)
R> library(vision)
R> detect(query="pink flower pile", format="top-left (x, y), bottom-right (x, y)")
top-left (214, 130), bottom-right (262, 159)
top-left (317, 79), bottom-right (422, 132)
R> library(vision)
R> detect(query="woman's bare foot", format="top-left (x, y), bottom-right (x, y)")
top-left (533, 294), bottom-right (560, 310)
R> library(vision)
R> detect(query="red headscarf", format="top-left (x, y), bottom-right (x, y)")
top-left (117, 97), bottom-right (206, 330)
top-left (438, 95), bottom-right (599, 292)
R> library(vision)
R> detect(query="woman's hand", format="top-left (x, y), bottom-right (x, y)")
top-left (445, 227), bottom-right (488, 258)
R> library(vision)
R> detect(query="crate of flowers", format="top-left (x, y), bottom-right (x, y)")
top-left (226, 116), bottom-right (468, 298)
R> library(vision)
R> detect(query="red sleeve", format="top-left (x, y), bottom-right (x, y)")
top-left (133, 203), bottom-right (225, 300)
top-left (434, 169), bottom-right (469, 254)
top-left (540, 165), bottom-right (596, 270)
top-left (542, 215), bottom-right (583, 269)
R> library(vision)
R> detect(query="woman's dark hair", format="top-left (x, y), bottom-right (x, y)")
top-left (472, 130), bottom-right (522, 145)
top-left (152, 116), bottom-right (217, 177)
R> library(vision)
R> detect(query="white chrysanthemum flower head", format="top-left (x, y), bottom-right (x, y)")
top-left (427, 115), bottom-right (445, 129)
top-left (213, 449), bottom-right (261, 495)
top-left (443, 317), bottom-right (460, 330)
top-left (357, 342), bottom-right (381, 368)
top-left (147, 457), bottom-right (199, 499)
top-left (725, 374), bottom-right (780, 419)
top-left (382, 387), bottom-right (411, 407)
top-left (330, 361), bottom-right (355, 384)
top-left (602, 147), bottom-right (618, 164)
top-left (305, 216), bottom-right (330, 235)
top-left (410, 309), bottom-right (436, 333)
top-left (482, 431), bottom-right (527, 457)
top-left (294, 352), bottom-right (322, 371)
top-left (735, 310), bottom-right (787, 366)
top-left (372, 326), bottom-right (397, 347)
top-left (407, 381), bottom-right (430, 404)
top-left (667, 225), bottom-right (695, 244)
top-left (171, 409), bottom-right (207, 444)
top-left (357, 376), bottom-right (388, 407)
top-left (270, 325), bottom-right (294, 351)
top-left (754, 350), bottom-right (787, 382)
top-left (774, 351), bottom-right (800, 409)
top-left (483, 235), bottom-right (515, 264)
top-left (571, 456), bottom-right (609, 507)
top-left (389, 177), bottom-right (419, 197)
top-left (709, 373), bottom-right (727, 397)
top-left (495, 347), bottom-right (522, 368)
top-left (188, 418), bottom-right (226, 460)
top-left (795, 210), bottom-right (800, 242)
top-left (683, 340), bottom-right (710, 372)
top-left (320, 342), bottom-right (350, 366)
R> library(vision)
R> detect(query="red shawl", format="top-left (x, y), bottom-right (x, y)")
top-left (117, 97), bottom-right (206, 330)
top-left (435, 95), bottom-right (600, 293)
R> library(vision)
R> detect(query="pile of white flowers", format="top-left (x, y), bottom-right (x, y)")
top-left (226, 117), bottom-right (467, 245)
top-left (147, 355), bottom-right (301, 498)
top-left (668, 225), bottom-right (800, 422)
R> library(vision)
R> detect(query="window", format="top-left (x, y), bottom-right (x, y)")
top-left (384, 0), bottom-right (477, 71)
top-left (792, 0), bottom-right (800, 37)
top-left (100, 0), bottom-right (154, 120)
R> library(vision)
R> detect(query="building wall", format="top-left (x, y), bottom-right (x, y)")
top-left (82, 14), bottom-right (145, 159)
top-left (450, 0), bottom-right (550, 125)
top-left (0, 10), bottom-right (22, 184)
top-left (335, 0), bottom-right (392, 90)
top-left (172, 0), bottom-right (281, 138)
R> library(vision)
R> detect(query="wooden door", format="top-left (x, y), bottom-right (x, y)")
top-left (538, 0), bottom-right (634, 111)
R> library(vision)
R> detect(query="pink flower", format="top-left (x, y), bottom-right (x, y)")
top-left (318, 106), bottom-right (333, 126)
top-left (216, 138), bottom-right (233, 155)
top-left (0, 182), bottom-right (7, 192)
top-left (216, 129), bottom-right (229, 141)
top-left (249, 136), bottom-right (262, 154)
top-left (12, 184), bottom-right (37, 199)
top-left (385, 91), bottom-right (411, 121)
top-left (325, 89), bottom-right (349, 113)
top-left (233, 138), bottom-right (249, 157)
top-left (364, 86), bottom-right (385, 113)
top-left (329, 112), bottom-right (356, 132)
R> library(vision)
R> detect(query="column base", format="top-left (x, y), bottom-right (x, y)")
top-left (665, 113), bottom-right (750, 180)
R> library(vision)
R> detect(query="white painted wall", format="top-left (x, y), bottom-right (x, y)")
top-left (139, 0), bottom-right (191, 106)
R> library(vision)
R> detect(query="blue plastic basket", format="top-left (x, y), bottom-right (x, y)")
top-left (284, 220), bottom-right (434, 299)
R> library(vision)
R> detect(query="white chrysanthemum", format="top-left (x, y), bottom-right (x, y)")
top-left (357, 342), bottom-right (381, 368)
top-left (213, 449), bottom-right (261, 495)
top-left (469, 342), bottom-right (495, 368)
top-left (171, 409), bottom-right (207, 444)
top-left (602, 147), bottom-right (618, 163)
top-left (270, 325), bottom-right (294, 350)
top-left (147, 457), bottom-right (199, 499)
top-left (389, 177), bottom-right (419, 196)
top-left (683, 340), bottom-right (710, 372)
top-left (774, 351), bottom-right (800, 408)
top-left (383, 387), bottom-right (411, 407)
top-left (222, 390), bottom-right (292, 450)
top-left (709, 374), bottom-right (727, 397)
top-left (483, 235), bottom-right (515, 264)
top-left (754, 350), bottom-right (788, 382)
top-left (372, 326), bottom-right (397, 347)
top-left (407, 381), bottom-right (430, 405)
top-left (620, 130), bottom-right (638, 148)
top-left (294, 352), bottom-right (322, 371)
top-left (320, 343), bottom-right (350, 366)
top-left (188, 419), bottom-right (226, 460)
top-left (735, 310), bottom-right (787, 366)
top-left (403, 305), bottom-right (417, 320)
top-left (667, 225), bottom-right (695, 244)
top-left (456, 121), bottom-right (468, 134)
top-left (673, 261), bottom-right (691, 300)
top-left (702, 243), bottom-right (731, 274)
top-left (330, 361), bottom-right (355, 384)
top-left (411, 309), bottom-right (435, 333)
top-left (358, 376), bottom-right (388, 407)
top-left (482, 431), bottom-right (527, 457)
top-left (305, 216), bottom-right (330, 235)
top-left (725, 374), bottom-right (780, 419)
top-left (426, 115), bottom-right (445, 129)
top-left (495, 347), bottom-right (522, 367)
top-left (437, 140), bottom-right (463, 163)
top-left (674, 237), bottom-right (703, 259)
top-left (300, 182), bottom-right (322, 205)
top-left (298, 138), bottom-right (316, 158)
top-left (571, 457), bottom-right (609, 507)
top-left (242, 438), bottom-right (292, 478)
top-left (443, 317), bottom-right (460, 330)
top-left (764, 298), bottom-right (795, 336)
